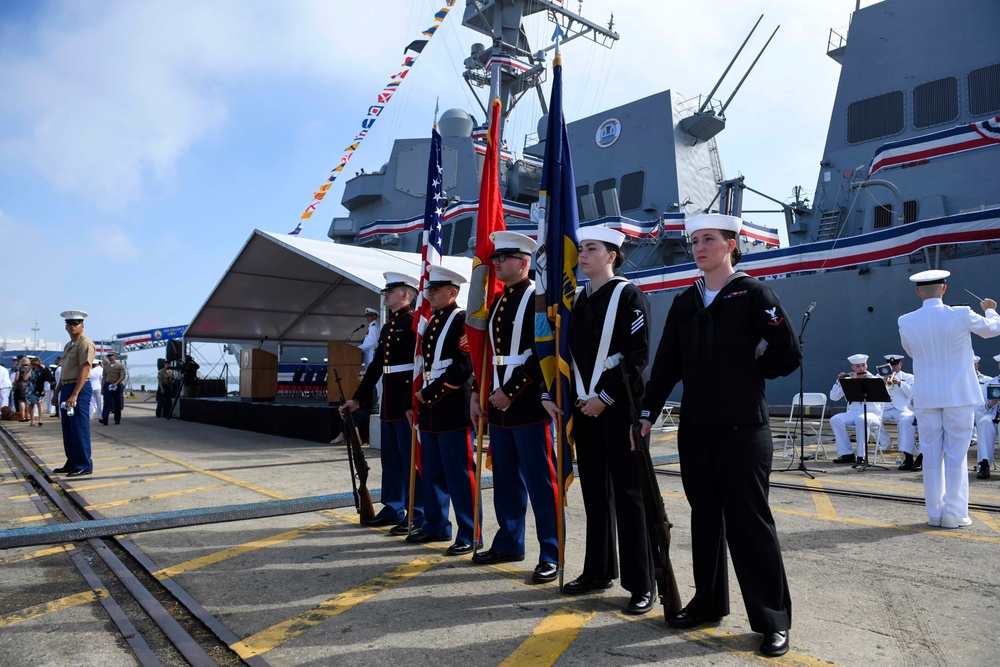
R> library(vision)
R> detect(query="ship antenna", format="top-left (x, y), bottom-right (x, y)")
top-left (434, 97), bottom-right (440, 128)
top-left (719, 24), bottom-right (780, 115)
top-left (699, 14), bottom-right (763, 114)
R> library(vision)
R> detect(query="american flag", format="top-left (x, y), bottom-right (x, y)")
top-left (410, 126), bottom-right (445, 467)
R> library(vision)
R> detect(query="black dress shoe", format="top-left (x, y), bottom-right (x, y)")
top-left (98, 419), bottom-right (108, 425)
top-left (446, 541), bottom-right (480, 556)
top-left (912, 453), bottom-right (923, 471)
top-left (389, 521), bottom-right (412, 536)
top-left (471, 548), bottom-right (525, 565)
top-left (667, 606), bottom-right (723, 629)
top-left (978, 459), bottom-right (991, 479)
top-left (626, 590), bottom-right (655, 614)
top-left (361, 515), bottom-right (397, 527)
top-left (405, 530), bottom-right (450, 544)
top-left (52, 466), bottom-right (71, 473)
top-left (832, 454), bottom-right (856, 464)
top-left (531, 562), bottom-right (558, 584)
top-left (66, 469), bottom-right (92, 477)
top-left (562, 576), bottom-right (613, 595)
top-left (897, 454), bottom-right (914, 471)
top-left (760, 630), bottom-right (789, 657)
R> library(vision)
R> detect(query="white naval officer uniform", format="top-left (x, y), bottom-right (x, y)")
top-left (881, 359), bottom-right (916, 456)
top-left (830, 354), bottom-right (885, 459)
top-left (898, 272), bottom-right (1000, 525)
top-left (90, 360), bottom-right (104, 419)
top-left (0, 364), bottom-right (11, 410)
top-left (975, 354), bottom-right (1000, 467)
top-left (359, 309), bottom-right (380, 369)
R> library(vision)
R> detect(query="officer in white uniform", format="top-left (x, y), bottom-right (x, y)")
top-left (975, 353), bottom-right (1000, 479)
top-left (881, 354), bottom-right (919, 470)
top-left (829, 354), bottom-right (884, 464)
top-left (0, 362), bottom-right (11, 411)
top-left (359, 307), bottom-right (380, 369)
top-left (898, 270), bottom-right (1000, 528)
top-left (90, 358), bottom-right (104, 419)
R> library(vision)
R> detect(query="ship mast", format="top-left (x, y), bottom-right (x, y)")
top-left (460, 0), bottom-right (618, 140)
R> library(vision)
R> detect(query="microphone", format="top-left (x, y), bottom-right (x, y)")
top-left (805, 301), bottom-right (816, 316)
top-left (257, 335), bottom-right (268, 349)
top-left (351, 324), bottom-right (366, 334)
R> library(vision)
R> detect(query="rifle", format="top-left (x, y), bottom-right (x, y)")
top-left (619, 363), bottom-right (683, 621)
top-left (333, 369), bottom-right (376, 522)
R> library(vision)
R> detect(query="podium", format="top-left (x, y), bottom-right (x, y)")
top-left (239, 349), bottom-right (277, 402)
top-left (327, 341), bottom-right (363, 403)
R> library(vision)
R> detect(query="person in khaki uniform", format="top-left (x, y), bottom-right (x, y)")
top-left (100, 351), bottom-right (126, 425)
top-left (156, 362), bottom-right (175, 418)
top-left (55, 310), bottom-right (96, 476)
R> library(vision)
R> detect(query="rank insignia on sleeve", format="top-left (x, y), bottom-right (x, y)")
top-left (459, 333), bottom-right (469, 351)
top-left (765, 306), bottom-right (784, 326)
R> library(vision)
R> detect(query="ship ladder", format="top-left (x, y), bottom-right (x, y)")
top-left (816, 209), bottom-right (842, 241)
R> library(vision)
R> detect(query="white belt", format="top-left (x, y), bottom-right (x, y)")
top-left (424, 359), bottom-right (453, 382)
top-left (383, 363), bottom-right (414, 375)
top-left (493, 351), bottom-right (532, 367)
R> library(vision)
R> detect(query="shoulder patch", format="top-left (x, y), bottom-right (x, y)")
top-left (459, 333), bottom-right (469, 352)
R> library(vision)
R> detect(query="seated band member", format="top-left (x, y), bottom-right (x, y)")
top-left (829, 354), bottom-right (885, 465)
top-left (972, 355), bottom-right (990, 448)
top-left (470, 231), bottom-right (559, 584)
top-left (881, 354), bottom-right (920, 471)
top-left (975, 353), bottom-right (1000, 479)
top-left (407, 265), bottom-right (482, 555)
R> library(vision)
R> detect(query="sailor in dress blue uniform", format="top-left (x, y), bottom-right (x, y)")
top-left (469, 231), bottom-right (559, 583)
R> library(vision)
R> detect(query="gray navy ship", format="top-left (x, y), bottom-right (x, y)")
top-left (326, 0), bottom-right (1000, 405)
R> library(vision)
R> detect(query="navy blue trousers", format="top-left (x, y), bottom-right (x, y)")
top-left (60, 382), bottom-right (92, 472)
top-left (487, 421), bottom-right (560, 564)
top-left (419, 428), bottom-right (481, 544)
top-left (102, 383), bottom-right (123, 422)
top-left (376, 419), bottom-right (424, 526)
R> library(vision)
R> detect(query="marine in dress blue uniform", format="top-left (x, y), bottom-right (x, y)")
top-left (341, 272), bottom-right (425, 535)
top-left (406, 265), bottom-right (482, 555)
top-left (56, 310), bottom-right (96, 476)
top-left (469, 232), bottom-right (559, 583)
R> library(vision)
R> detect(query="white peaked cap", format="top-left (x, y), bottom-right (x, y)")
top-left (300, 357), bottom-right (308, 362)
top-left (848, 354), bottom-right (869, 364)
top-left (383, 272), bottom-right (419, 289)
top-left (60, 310), bottom-right (89, 320)
top-left (364, 307), bottom-right (378, 316)
top-left (427, 265), bottom-right (468, 287)
top-left (578, 225), bottom-right (625, 248)
top-left (884, 354), bottom-right (905, 362)
top-left (685, 213), bottom-right (743, 236)
top-left (490, 230), bottom-right (537, 255)
top-left (909, 269), bottom-right (950, 285)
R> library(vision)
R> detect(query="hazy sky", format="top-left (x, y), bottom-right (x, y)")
top-left (0, 0), bottom-right (870, 358)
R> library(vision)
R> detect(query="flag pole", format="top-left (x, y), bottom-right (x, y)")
top-left (555, 324), bottom-right (566, 592)
top-left (407, 422), bottom-right (418, 536)
top-left (471, 352), bottom-right (489, 554)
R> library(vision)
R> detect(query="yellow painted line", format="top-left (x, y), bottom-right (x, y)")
top-left (771, 470), bottom-right (1000, 503)
top-left (131, 446), bottom-right (290, 499)
top-left (804, 478), bottom-right (837, 519)
top-left (230, 554), bottom-right (445, 658)
top-left (970, 510), bottom-right (1000, 535)
top-left (83, 461), bottom-right (165, 474)
top-left (0, 544), bottom-right (75, 564)
top-left (14, 513), bottom-right (53, 524)
top-left (69, 472), bottom-right (194, 492)
top-left (83, 485), bottom-right (226, 511)
top-left (92, 453), bottom-right (146, 462)
top-left (499, 606), bottom-right (596, 667)
top-left (774, 508), bottom-right (1000, 544)
top-left (0, 589), bottom-right (108, 627)
top-left (153, 521), bottom-right (334, 579)
top-left (8, 491), bottom-right (40, 501)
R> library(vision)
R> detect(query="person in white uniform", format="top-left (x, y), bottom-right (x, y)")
top-left (898, 270), bottom-right (1000, 528)
top-left (975, 353), bottom-right (1000, 479)
top-left (359, 307), bottom-right (380, 369)
top-left (89, 358), bottom-right (104, 419)
top-left (971, 355), bottom-right (989, 446)
top-left (829, 354), bottom-right (885, 465)
top-left (0, 363), bottom-right (11, 411)
top-left (881, 354), bottom-right (919, 471)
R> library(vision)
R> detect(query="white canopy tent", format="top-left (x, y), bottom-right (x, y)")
top-left (185, 230), bottom-right (472, 352)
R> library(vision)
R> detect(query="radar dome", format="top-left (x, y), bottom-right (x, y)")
top-left (439, 108), bottom-right (475, 138)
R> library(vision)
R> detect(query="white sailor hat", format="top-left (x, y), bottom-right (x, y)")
top-left (382, 272), bottom-right (419, 291)
top-left (578, 225), bottom-right (625, 248)
top-left (300, 357), bottom-right (308, 362)
top-left (974, 355), bottom-right (981, 364)
top-left (61, 310), bottom-right (88, 322)
top-left (323, 358), bottom-right (328, 363)
top-left (848, 354), bottom-right (869, 365)
top-left (426, 265), bottom-right (467, 288)
top-left (364, 307), bottom-right (379, 316)
top-left (884, 354), bottom-right (905, 363)
top-left (909, 269), bottom-right (950, 286)
top-left (489, 231), bottom-right (536, 257)
top-left (685, 213), bottom-right (743, 237)
top-left (93, 358), bottom-right (102, 364)
top-left (994, 354), bottom-right (1000, 363)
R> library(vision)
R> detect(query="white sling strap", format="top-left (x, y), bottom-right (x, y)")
top-left (489, 285), bottom-right (535, 389)
top-left (425, 309), bottom-right (461, 382)
top-left (573, 278), bottom-right (628, 401)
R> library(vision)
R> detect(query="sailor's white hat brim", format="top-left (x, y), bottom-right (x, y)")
top-left (994, 354), bottom-right (1000, 363)
top-left (578, 225), bottom-right (625, 248)
top-left (490, 230), bottom-right (537, 256)
top-left (60, 310), bottom-right (89, 320)
top-left (848, 354), bottom-right (869, 364)
top-left (909, 269), bottom-right (950, 285)
top-left (685, 213), bottom-right (743, 236)
top-left (974, 356), bottom-right (981, 363)
top-left (426, 265), bottom-right (468, 287)
top-left (364, 307), bottom-right (379, 316)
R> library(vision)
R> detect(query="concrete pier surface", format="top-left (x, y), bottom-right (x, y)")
top-left (2, 399), bottom-right (999, 666)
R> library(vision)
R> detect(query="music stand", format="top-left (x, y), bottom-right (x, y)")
top-left (839, 377), bottom-right (891, 472)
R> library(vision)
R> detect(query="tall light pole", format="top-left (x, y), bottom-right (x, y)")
top-left (31, 320), bottom-right (40, 350)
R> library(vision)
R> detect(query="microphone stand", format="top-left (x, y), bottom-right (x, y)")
top-left (779, 303), bottom-right (824, 478)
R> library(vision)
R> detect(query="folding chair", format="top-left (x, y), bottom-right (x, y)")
top-left (659, 401), bottom-right (680, 431)
top-left (782, 393), bottom-right (828, 460)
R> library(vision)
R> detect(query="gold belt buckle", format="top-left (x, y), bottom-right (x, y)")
top-left (384, 366), bottom-right (392, 374)
top-left (423, 371), bottom-right (432, 382)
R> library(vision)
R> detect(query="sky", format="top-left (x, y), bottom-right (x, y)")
top-left (0, 0), bottom-right (872, 374)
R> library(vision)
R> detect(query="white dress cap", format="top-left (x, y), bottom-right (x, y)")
top-left (300, 357), bottom-right (308, 362)
top-left (974, 355), bottom-right (981, 363)
top-left (489, 230), bottom-right (537, 256)
top-left (685, 213), bottom-right (743, 236)
top-left (427, 265), bottom-right (468, 287)
top-left (382, 272), bottom-right (419, 289)
top-left (848, 354), bottom-right (869, 365)
top-left (578, 225), bottom-right (625, 248)
top-left (60, 310), bottom-right (89, 320)
top-left (909, 269), bottom-right (950, 285)
top-left (364, 307), bottom-right (379, 316)
top-left (884, 354), bottom-right (905, 362)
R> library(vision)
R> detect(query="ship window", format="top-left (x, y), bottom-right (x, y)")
top-left (903, 200), bottom-right (918, 224)
top-left (968, 62), bottom-right (1000, 116)
top-left (847, 91), bottom-right (904, 144)
top-left (576, 185), bottom-right (590, 217)
top-left (619, 171), bottom-right (645, 212)
top-left (441, 223), bottom-right (453, 254)
top-left (873, 204), bottom-right (894, 229)
top-left (594, 178), bottom-right (617, 217)
top-left (913, 77), bottom-right (958, 128)
top-left (450, 216), bottom-right (473, 254)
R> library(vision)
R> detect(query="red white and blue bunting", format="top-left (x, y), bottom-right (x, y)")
top-left (870, 115), bottom-right (1000, 178)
